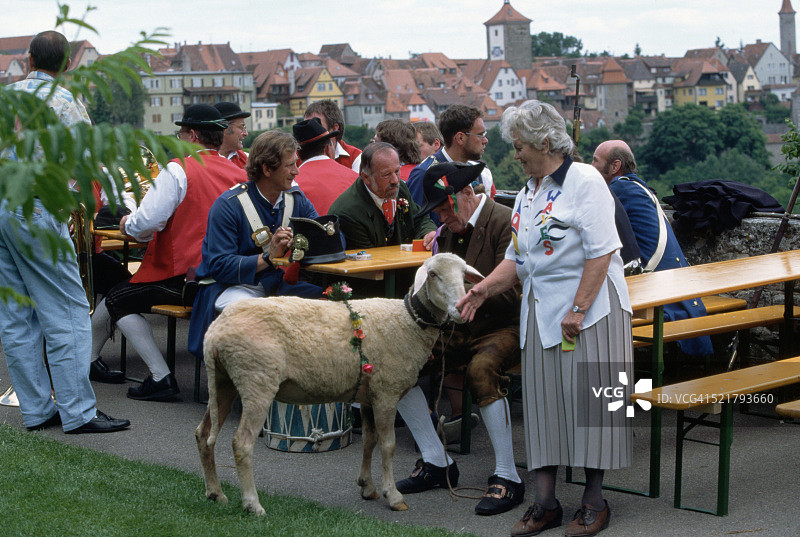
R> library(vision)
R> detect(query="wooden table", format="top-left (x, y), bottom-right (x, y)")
top-left (93, 228), bottom-right (147, 266)
top-left (274, 246), bottom-right (431, 297)
top-left (619, 250), bottom-right (800, 498)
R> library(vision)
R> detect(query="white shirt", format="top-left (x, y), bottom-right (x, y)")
top-left (335, 141), bottom-right (361, 172)
top-left (441, 147), bottom-right (494, 195)
top-left (504, 159), bottom-right (631, 349)
top-left (467, 193), bottom-right (487, 228)
top-left (124, 160), bottom-right (188, 241)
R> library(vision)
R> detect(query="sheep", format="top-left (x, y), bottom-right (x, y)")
top-left (195, 252), bottom-right (483, 515)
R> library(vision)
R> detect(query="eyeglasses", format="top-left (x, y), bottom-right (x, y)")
top-left (462, 131), bottom-right (488, 140)
top-left (175, 129), bottom-right (191, 140)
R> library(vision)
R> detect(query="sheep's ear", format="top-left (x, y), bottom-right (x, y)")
top-left (465, 265), bottom-right (484, 284)
top-left (413, 264), bottom-right (428, 294)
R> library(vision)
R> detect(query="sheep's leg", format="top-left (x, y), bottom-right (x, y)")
top-left (195, 379), bottom-right (237, 504)
top-left (233, 389), bottom-right (274, 516)
top-left (357, 404), bottom-right (379, 501)
top-left (373, 399), bottom-right (407, 511)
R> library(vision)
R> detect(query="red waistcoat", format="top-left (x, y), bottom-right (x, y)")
top-left (335, 141), bottom-right (362, 170)
top-left (228, 149), bottom-right (248, 170)
top-left (131, 151), bottom-right (246, 283)
top-left (295, 158), bottom-right (358, 215)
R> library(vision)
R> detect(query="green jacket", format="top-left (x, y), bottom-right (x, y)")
top-left (329, 178), bottom-right (436, 250)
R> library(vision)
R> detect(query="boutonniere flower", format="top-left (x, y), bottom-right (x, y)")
top-left (397, 198), bottom-right (410, 214)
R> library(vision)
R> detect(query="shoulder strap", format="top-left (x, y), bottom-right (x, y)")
top-left (282, 190), bottom-right (294, 229)
top-left (621, 177), bottom-right (667, 271)
top-left (235, 185), bottom-right (296, 254)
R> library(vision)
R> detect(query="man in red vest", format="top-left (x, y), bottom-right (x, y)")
top-left (292, 117), bottom-right (358, 215)
top-left (214, 102), bottom-right (249, 169)
top-left (303, 99), bottom-right (361, 171)
top-left (90, 104), bottom-right (246, 401)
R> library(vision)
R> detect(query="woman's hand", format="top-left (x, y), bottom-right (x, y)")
top-left (457, 283), bottom-right (488, 322)
top-left (561, 310), bottom-right (584, 344)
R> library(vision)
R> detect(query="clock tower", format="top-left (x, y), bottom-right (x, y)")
top-left (484, 1), bottom-right (532, 71)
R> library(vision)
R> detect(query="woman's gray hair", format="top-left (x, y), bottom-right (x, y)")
top-left (500, 100), bottom-right (574, 157)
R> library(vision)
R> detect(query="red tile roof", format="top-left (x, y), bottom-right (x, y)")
top-left (484, 2), bottom-right (532, 25)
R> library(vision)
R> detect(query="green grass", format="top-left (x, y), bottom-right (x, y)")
top-left (0, 425), bottom-right (477, 537)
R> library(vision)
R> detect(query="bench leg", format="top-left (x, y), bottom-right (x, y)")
top-left (717, 403), bottom-right (733, 516)
top-left (674, 411), bottom-right (685, 509)
top-left (166, 317), bottom-right (176, 374)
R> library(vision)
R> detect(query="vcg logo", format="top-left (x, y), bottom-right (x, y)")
top-left (591, 372), bottom-right (652, 417)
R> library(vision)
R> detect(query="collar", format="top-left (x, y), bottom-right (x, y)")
top-left (364, 180), bottom-right (391, 211)
top-left (404, 291), bottom-right (447, 329)
top-left (27, 71), bottom-right (56, 83)
top-left (525, 155), bottom-right (572, 194)
top-left (334, 141), bottom-right (349, 159)
top-left (441, 147), bottom-right (455, 163)
top-left (298, 154), bottom-right (331, 168)
top-left (252, 181), bottom-right (284, 209)
top-left (466, 194), bottom-right (487, 228)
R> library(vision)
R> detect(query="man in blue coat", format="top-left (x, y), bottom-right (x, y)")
top-left (593, 140), bottom-right (713, 356)
top-left (188, 131), bottom-right (323, 358)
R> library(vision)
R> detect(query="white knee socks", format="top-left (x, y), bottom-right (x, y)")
top-left (90, 298), bottom-right (111, 360)
top-left (116, 314), bottom-right (171, 381)
top-left (480, 398), bottom-right (521, 483)
top-left (396, 385), bottom-right (452, 468)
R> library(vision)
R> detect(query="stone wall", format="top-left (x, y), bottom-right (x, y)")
top-left (671, 210), bottom-right (800, 307)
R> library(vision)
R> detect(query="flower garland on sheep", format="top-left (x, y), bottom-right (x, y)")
top-left (323, 282), bottom-right (373, 375)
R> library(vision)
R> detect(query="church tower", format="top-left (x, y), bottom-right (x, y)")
top-left (484, 1), bottom-right (532, 71)
top-left (780, 0), bottom-right (796, 59)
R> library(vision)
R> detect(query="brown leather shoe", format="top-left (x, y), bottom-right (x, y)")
top-left (564, 500), bottom-right (610, 537)
top-left (510, 500), bottom-right (563, 537)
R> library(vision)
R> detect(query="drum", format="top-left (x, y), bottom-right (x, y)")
top-left (263, 402), bottom-right (352, 452)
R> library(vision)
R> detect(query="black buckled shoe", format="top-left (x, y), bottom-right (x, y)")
top-left (396, 458), bottom-right (459, 494)
top-left (26, 412), bottom-right (61, 431)
top-left (65, 410), bottom-right (130, 434)
top-left (127, 374), bottom-right (180, 401)
top-left (89, 357), bottom-right (125, 384)
top-left (475, 475), bottom-right (525, 516)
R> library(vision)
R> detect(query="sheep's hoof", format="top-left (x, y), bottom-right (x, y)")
top-left (390, 501), bottom-right (409, 511)
top-left (207, 491), bottom-right (229, 504)
top-left (362, 491), bottom-right (380, 500)
top-left (243, 502), bottom-right (266, 516)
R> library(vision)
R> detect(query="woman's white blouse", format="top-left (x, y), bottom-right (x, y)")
top-left (504, 158), bottom-right (632, 349)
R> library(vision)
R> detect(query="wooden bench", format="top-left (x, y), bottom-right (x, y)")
top-left (150, 305), bottom-right (202, 403)
top-left (631, 295), bottom-right (746, 327)
top-left (631, 305), bottom-right (800, 349)
top-left (631, 356), bottom-right (800, 516)
top-left (776, 399), bottom-right (800, 419)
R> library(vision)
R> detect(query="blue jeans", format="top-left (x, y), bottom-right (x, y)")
top-left (0, 199), bottom-right (97, 431)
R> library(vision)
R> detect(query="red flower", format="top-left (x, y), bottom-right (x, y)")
top-left (361, 363), bottom-right (373, 373)
top-left (354, 329), bottom-right (365, 339)
top-left (323, 286), bottom-right (333, 296)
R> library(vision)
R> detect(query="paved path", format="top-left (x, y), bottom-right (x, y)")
top-left (2, 317), bottom-right (799, 536)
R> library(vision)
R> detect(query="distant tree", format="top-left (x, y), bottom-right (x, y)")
top-left (758, 93), bottom-right (791, 124)
top-left (482, 126), bottom-right (510, 169)
top-left (612, 106), bottom-right (645, 144)
top-left (640, 104), bottom-right (724, 174)
top-left (492, 149), bottom-right (528, 191)
top-left (530, 31), bottom-right (583, 58)
top-left (718, 104), bottom-right (769, 167)
top-left (342, 124), bottom-right (374, 152)
top-left (576, 126), bottom-right (612, 162)
top-left (634, 43), bottom-right (642, 56)
top-left (650, 149), bottom-right (792, 206)
top-left (715, 36), bottom-right (725, 49)
top-left (89, 74), bottom-right (145, 127)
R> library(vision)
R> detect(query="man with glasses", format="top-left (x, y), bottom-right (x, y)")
top-left (214, 102), bottom-right (250, 169)
top-left (90, 104), bottom-right (246, 402)
top-left (407, 105), bottom-right (497, 222)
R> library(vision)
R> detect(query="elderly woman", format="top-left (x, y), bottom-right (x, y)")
top-left (458, 100), bottom-right (632, 537)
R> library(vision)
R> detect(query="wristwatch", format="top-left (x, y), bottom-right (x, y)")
top-left (261, 251), bottom-right (273, 268)
top-left (572, 305), bottom-right (587, 315)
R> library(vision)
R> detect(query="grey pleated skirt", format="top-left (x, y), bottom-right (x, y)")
top-left (521, 279), bottom-right (633, 471)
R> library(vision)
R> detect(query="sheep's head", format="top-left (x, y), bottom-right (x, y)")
top-left (412, 253), bottom-right (483, 324)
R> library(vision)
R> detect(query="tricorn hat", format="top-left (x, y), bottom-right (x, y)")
top-left (213, 102), bottom-right (251, 120)
top-left (419, 161), bottom-right (486, 216)
top-left (288, 214), bottom-right (345, 265)
top-left (175, 104), bottom-right (228, 130)
top-left (292, 117), bottom-right (340, 145)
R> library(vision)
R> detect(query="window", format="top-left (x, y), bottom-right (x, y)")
top-left (255, 110), bottom-right (262, 119)
top-left (192, 77), bottom-right (203, 88)
top-left (495, 92), bottom-right (502, 99)
top-left (317, 83), bottom-right (326, 91)
top-left (494, 29), bottom-right (498, 36)
top-left (698, 88), bottom-right (707, 96)
top-left (511, 91), bottom-right (515, 99)
top-left (376, 106), bottom-right (382, 113)
top-left (152, 114), bottom-right (161, 123)
top-left (715, 87), bottom-right (724, 95)
top-left (171, 96), bottom-right (182, 106)
top-left (267, 109), bottom-right (273, 118)
top-left (213, 77), bottom-right (224, 87)
top-left (150, 96), bottom-right (162, 106)
top-left (170, 78), bottom-right (182, 89)
top-left (487, 109), bottom-right (497, 115)
top-left (498, 80), bottom-right (503, 87)
top-left (716, 100), bottom-right (724, 107)
top-left (328, 83), bottom-right (333, 90)
top-left (171, 113), bottom-right (182, 122)
top-left (688, 88), bottom-right (693, 95)
top-left (365, 106), bottom-right (372, 114)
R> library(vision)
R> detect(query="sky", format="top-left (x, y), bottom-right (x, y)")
top-left (0, 1), bottom-right (791, 60)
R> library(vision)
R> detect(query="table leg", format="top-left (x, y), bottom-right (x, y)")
top-left (384, 271), bottom-right (396, 298)
top-left (782, 280), bottom-right (795, 358)
top-left (649, 305), bottom-right (664, 498)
